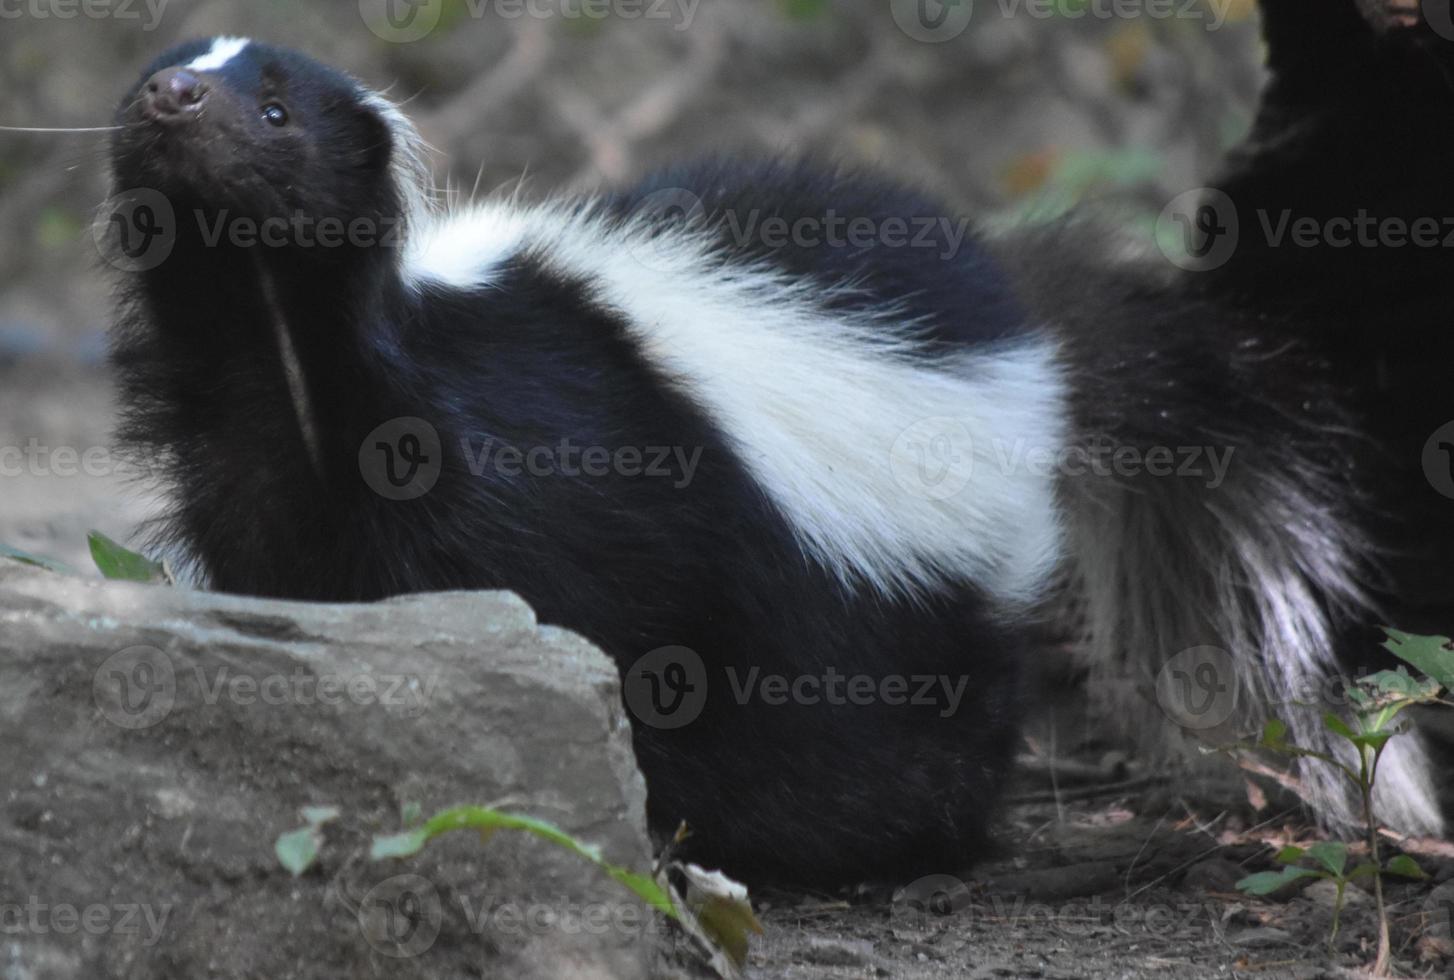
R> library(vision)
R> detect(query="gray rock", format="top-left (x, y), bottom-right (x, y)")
top-left (0, 563), bottom-right (659, 979)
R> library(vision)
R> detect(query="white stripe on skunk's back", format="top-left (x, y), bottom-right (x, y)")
top-left (403, 200), bottom-right (1068, 605)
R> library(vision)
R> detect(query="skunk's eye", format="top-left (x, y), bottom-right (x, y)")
top-left (261, 103), bottom-right (289, 127)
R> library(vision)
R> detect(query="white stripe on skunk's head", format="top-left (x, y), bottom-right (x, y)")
top-left (112, 37), bottom-right (433, 235)
top-left (184, 36), bottom-right (251, 72)
top-left (359, 90), bottom-right (434, 235)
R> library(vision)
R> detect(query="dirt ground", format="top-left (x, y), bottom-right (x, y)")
top-left (746, 794), bottom-right (1454, 980)
top-left (735, 669), bottom-right (1454, 980)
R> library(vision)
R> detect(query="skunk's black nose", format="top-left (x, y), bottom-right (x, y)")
top-left (143, 67), bottom-right (208, 119)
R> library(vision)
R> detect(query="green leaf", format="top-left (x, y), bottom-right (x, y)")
top-left (1350, 669), bottom-right (1441, 738)
top-left (1237, 866), bottom-right (1321, 896)
top-left (301, 806), bottom-right (340, 827)
top-left (1273, 845), bottom-right (1305, 865)
top-left (1348, 730), bottom-right (1393, 752)
top-left (1384, 855), bottom-right (1429, 880)
top-left (1346, 862), bottom-right (1382, 881)
top-left (0, 542), bottom-right (74, 575)
top-left (1360, 668), bottom-right (1441, 703)
top-left (87, 531), bottom-right (168, 584)
top-left (275, 827), bottom-right (321, 877)
top-left (1261, 718), bottom-right (1288, 747)
top-left (370, 827), bottom-right (430, 860)
top-left (1382, 629), bottom-right (1454, 691)
top-left (1306, 841), bottom-right (1348, 877)
top-left (677, 863), bottom-right (763, 970)
top-left (371, 805), bottom-right (678, 919)
top-left (1322, 713), bottom-right (1357, 740)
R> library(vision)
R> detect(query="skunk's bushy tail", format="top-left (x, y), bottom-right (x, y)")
top-left (999, 223), bottom-right (1444, 837)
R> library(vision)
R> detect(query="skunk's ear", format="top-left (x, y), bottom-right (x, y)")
top-left (350, 102), bottom-right (395, 173)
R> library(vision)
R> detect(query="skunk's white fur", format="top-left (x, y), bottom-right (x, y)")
top-left (402, 195), bottom-right (1068, 604)
top-left (185, 36), bottom-right (250, 72)
top-left (377, 94), bottom-right (1067, 605)
top-left (1064, 457), bottom-right (1444, 836)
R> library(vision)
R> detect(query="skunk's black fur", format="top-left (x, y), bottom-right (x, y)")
top-left (1198, 0), bottom-right (1454, 620)
top-left (106, 2), bottom-right (1452, 885)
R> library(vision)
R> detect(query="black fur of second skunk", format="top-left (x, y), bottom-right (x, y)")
top-left (105, 0), bottom-right (1452, 886)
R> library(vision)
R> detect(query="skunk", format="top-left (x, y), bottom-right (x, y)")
top-left (105, 5), bottom-right (1447, 886)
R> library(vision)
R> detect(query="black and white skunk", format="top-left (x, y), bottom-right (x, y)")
top-left (105, 1), bottom-right (1450, 886)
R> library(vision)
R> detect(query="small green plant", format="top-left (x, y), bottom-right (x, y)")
top-left (1238, 837), bottom-right (1427, 955)
top-left (1234, 636), bottom-right (1451, 974)
top-left (275, 806), bottom-right (342, 876)
top-left (86, 531), bottom-right (171, 583)
top-left (275, 804), bottom-right (762, 975)
top-left (0, 541), bottom-right (74, 575)
top-left (370, 804), bottom-right (677, 916)
top-left (0, 531), bottom-right (170, 583)
top-left (1381, 629), bottom-right (1454, 693)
